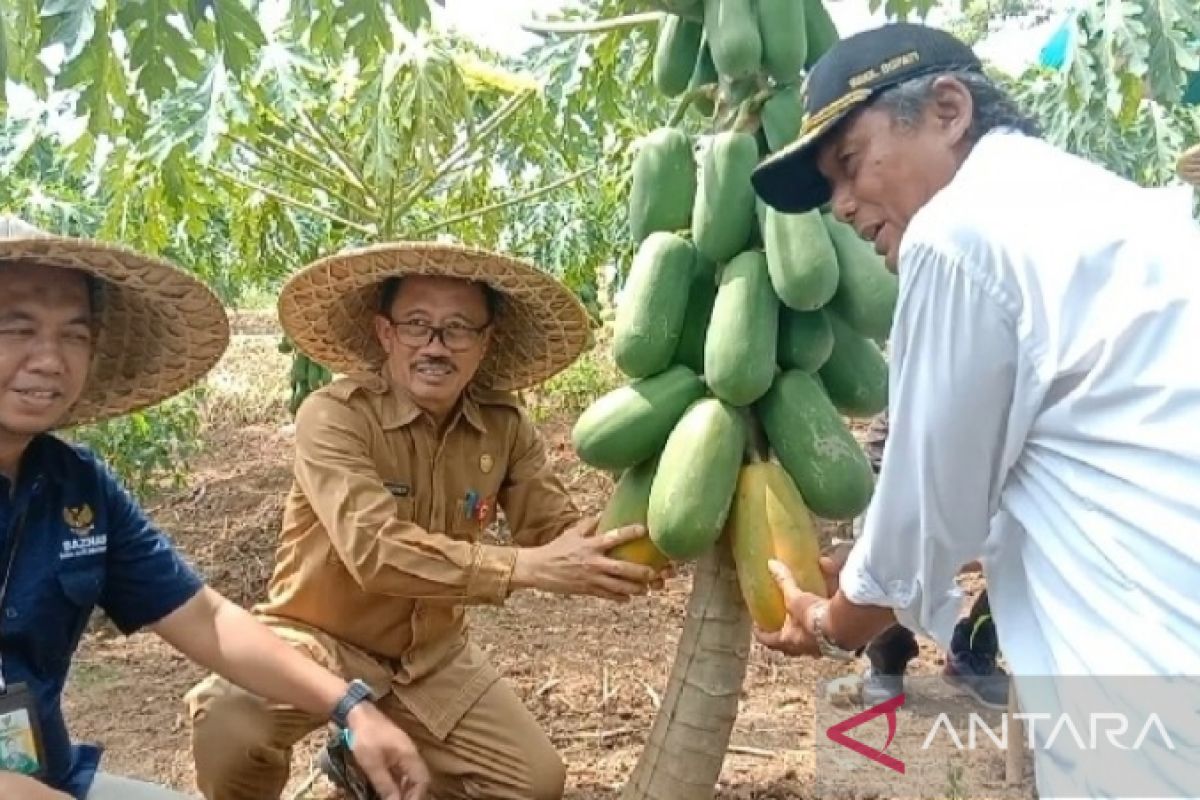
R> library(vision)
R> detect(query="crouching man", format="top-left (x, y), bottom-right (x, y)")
top-left (186, 242), bottom-right (666, 800)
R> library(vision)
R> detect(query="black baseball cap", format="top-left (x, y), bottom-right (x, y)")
top-left (751, 22), bottom-right (983, 214)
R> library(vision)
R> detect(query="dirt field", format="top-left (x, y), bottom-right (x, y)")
top-left (61, 323), bottom-right (1025, 799)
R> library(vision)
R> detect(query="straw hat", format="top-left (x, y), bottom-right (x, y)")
top-left (1178, 142), bottom-right (1200, 188)
top-left (0, 216), bottom-right (230, 427)
top-left (278, 241), bottom-right (591, 391)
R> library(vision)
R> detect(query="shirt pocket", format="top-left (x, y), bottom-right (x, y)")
top-left (32, 567), bottom-right (106, 671)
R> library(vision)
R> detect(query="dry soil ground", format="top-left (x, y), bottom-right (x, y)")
top-left (61, 318), bottom-right (1031, 800)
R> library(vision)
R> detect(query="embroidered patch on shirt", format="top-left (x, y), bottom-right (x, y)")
top-left (63, 505), bottom-right (94, 536)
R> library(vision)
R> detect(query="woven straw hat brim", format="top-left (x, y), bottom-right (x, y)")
top-left (278, 241), bottom-right (591, 391)
top-left (0, 225), bottom-right (230, 428)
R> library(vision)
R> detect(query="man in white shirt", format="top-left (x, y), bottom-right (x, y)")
top-left (750, 21), bottom-right (1200, 798)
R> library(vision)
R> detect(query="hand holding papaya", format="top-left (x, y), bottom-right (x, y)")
top-left (513, 516), bottom-right (666, 601)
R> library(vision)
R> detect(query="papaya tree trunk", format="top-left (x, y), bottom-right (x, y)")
top-left (620, 536), bottom-right (752, 800)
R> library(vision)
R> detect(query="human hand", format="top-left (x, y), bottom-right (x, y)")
top-left (818, 541), bottom-right (853, 596)
top-left (344, 704), bottom-right (431, 800)
top-left (0, 772), bottom-right (72, 800)
top-left (752, 559), bottom-right (826, 658)
top-left (512, 516), bottom-right (663, 601)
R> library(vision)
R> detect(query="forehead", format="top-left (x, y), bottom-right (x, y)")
top-left (389, 275), bottom-right (488, 313)
top-left (816, 107), bottom-right (895, 169)
top-left (0, 261), bottom-right (92, 314)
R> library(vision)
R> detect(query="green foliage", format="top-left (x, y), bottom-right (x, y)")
top-left (67, 389), bottom-right (205, 498)
top-left (1010, 0), bottom-right (1200, 188)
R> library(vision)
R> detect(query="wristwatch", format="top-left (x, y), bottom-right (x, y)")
top-left (332, 679), bottom-right (376, 728)
top-left (810, 601), bottom-right (856, 661)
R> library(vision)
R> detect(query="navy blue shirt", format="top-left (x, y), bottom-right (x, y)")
top-left (0, 434), bottom-right (204, 799)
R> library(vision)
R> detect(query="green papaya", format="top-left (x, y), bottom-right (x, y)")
top-left (756, 370), bottom-right (875, 520)
top-left (692, 130), bottom-right (759, 264)
top-left (760, 87), bottom-right (804, 152)
top-left (704, 250), bottom-right (779, 406)
top-left (614, 232), bottom-right (696, 378)
top-left (648, 398), bottom-right (746, 560)
top-left (653, 15), bottom-right (704, 98)
top-left (672, 258), bottom-right (718, 374)
top-left (822, 213), bottom-right (899, 341)
top-left (777, 307), bottom-right (834, 372)
top-left (703, 0), bottom-right (762, 81)
top-left (572, 365), bottom-right (707, 470)
top-left (818, 311), bottom-right (888, 418)
top-left (763, 205), bottom-right (839, 311)
top-left (629, 128), bottom-right (697, 244)
top-left (803, 0), bottom-right (840, 67)
top-left (757, 0), bottom-right (808, 84)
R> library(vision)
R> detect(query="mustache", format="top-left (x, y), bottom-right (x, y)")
top-left (414, 357), bottom-right (455, 370)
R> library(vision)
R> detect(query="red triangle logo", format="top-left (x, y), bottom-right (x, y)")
top-left (825, 692), bottom-right (906, 774)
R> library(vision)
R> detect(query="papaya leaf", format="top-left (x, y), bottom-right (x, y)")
top-left (337, 0), bottom-right (392, 66)
top-left (118, 0), bottom-right (202, 101)
top-left (56, 6), bottom-right (126, 138)
top-left (39, 0), bottom-right (96, 61)
top-left (391, 0), bottom-right (432, 32)
top-left (212, 0), bottom-right (265, 77)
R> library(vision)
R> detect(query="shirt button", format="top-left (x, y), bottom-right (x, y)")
top-left (5, 609), bottom-right (17, 620)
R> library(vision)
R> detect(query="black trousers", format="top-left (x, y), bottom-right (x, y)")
top-left (864, 591), bottom-right (992, 674)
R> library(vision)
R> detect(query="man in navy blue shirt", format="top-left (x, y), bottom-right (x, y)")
top-left (0, 216), bottom-right (430, 800)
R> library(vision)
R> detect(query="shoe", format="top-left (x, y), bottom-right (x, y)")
top-left (319, 730), bottom-right (380, 800)
top-left (860, 665), bottom-right (906, 707)
top-left (943, 650), bottom-right (1010, 710)
top-left (942, 606), bottom-right (1010, 710)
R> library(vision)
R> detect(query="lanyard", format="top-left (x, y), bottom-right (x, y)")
top-left (0, 505), bottom-right (31, 695)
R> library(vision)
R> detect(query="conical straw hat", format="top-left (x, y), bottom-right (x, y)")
top-left (0, 216), bottom-right (230, 427)
top-left (278, 241), bottom-right (591, 390)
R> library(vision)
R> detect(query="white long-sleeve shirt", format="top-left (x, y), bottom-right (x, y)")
top-left (841, 130), bottom-right (1200, 797)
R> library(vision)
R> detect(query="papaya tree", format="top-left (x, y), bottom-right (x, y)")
top-left (530, 0), bottom-right (1200, 797)
top-left (1007, 0), bottom-right (1200, 190)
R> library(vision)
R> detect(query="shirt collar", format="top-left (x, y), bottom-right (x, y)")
top-left (345, 371), bottom-right (494, 434)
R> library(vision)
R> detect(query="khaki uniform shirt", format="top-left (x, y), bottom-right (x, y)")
top-left (254, 371), bottom-right (580, 735)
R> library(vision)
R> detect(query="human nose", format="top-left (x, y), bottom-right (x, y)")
top-left (418, 327), bottom-right (454, 355)
top-left (24, 333), bottom-right (69, 375)
top-left (830, 182), bottom-right (857, 225)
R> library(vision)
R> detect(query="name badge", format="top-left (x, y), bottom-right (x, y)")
top-left (0, 683), bottom-right (45, 778)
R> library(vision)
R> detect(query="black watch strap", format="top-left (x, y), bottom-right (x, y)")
top-left (332, 679), bottom-right (375, 728)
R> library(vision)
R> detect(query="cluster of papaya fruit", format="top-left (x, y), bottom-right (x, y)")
top-left (279, 338), bottom-right (333, 415)
top-left (571, 0), bottom-right (899, 630)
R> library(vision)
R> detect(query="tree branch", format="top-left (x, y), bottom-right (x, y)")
top-left (294, 106), bottom-right (374, 202)
top-left (235, 131), bottom-right (376, 206)
top-left (410, 166), bottom-right (598, 236)
top-left (230, 138), bottom-right (378, 219)
top-left (389, 89), bottom-right (537, 223)
top-left (521, 12), bottom-right (663, 35)
top-left (209, 167), bottom-right (377, 236)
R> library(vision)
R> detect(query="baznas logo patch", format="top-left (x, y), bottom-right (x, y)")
top-left (63, 505), bottom-right (95, 536)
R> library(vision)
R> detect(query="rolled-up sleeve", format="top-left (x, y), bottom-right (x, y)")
top-left (500, 409), bottom-right (582, 547)
top-left (294, 393), bottom-right (517, 604)
top-left (840, 243), bottom-right (1024, 649)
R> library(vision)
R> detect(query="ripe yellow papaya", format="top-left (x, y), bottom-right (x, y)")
top-left (599, 457), bottom-right (671, 570)
top-left (728, 460), bottom-right (827, 632)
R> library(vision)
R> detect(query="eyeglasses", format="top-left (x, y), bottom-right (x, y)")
top-left (385, 319), bottom-right (489, 352)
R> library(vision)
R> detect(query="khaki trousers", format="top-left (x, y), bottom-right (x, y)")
top-left (184, 621), bottom-right (565, 800)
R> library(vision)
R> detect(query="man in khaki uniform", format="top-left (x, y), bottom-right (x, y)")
top-left (186, 242), bottom-right (664, 800)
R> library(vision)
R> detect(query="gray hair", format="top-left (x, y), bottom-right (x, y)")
top-left (870, 69), bottom-right (1042, 143)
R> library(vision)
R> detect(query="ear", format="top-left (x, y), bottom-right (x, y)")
top-left (928, 75), bottom-right (974, 146)
top-left (373, 314), bottom-right (394, 353)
